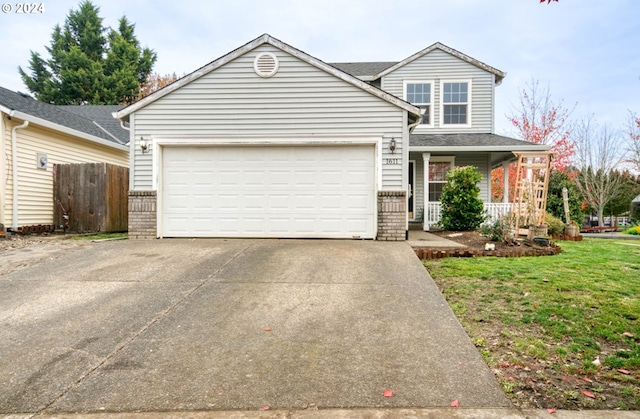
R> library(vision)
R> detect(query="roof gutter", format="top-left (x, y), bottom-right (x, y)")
top-left (10, 111), bottom-right (29, 230)
top-left (3, 108), bottom-right (128, 152)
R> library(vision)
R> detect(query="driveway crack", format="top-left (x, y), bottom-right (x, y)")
top-left (36, 242), bottom-right (254, 414)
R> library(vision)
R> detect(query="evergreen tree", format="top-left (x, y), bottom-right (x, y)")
top-left (546, 170), bottom-right (584, 224)
top-left (19, 1), bottom-right (156, 105)
top-left (439, 166), bottom-right (486, 231)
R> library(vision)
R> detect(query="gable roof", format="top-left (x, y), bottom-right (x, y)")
top-left (0, 86), bottom-right (128, 149)
top-left (114, 34), bottom-right (421, 123)
top-left (374, 42), bottom-right (505, 84)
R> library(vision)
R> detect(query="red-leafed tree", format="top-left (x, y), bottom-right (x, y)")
top-left (627, 111), bottom-right (640, 173)
top-left (491, 79), bottom-right (574, 202)
top-left (133, 72), bottom-right (181, 102)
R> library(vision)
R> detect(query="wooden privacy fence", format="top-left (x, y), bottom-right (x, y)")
top-left (53, 163), bottom-right (129, 233)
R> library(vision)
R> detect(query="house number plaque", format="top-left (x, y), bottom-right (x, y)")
top-left (385, 158), bottom-right (400, 165)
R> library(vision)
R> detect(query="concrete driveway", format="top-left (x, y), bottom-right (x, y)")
top-left (0, 239), bottom-right (509, 414)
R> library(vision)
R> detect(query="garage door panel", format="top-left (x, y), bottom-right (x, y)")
top-left (162, 145), bottom-right (376, 238)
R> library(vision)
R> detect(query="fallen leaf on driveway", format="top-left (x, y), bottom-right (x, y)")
top-left (546, 408), bottom-right (556, 414)
top-left (617, 369), bottom-right (630, 375)
top-left (582, 391), bottom-right (596, 399)
top-left (260, 405), bottom-right (270, 411)
top-left (264, 327), bottom-right (272, 332)
top-left (450, 400), bottom-right (459, 407)
top-left (623, 332), bottom-right (634, 338)
top-left (383, 389), bottom-right (393, 397)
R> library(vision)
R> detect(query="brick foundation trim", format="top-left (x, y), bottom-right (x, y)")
top-left (128, 191), bottom-right (157, 239)
top-left (377, 190), bottom-right (407, 241)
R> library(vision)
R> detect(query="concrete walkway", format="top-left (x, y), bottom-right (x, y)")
top-left (407, 230), bottom-right (465, 248)
top-left (581, 231), bottom-right (640, 240)
top-left (2, 407), bottom-right (638, 418)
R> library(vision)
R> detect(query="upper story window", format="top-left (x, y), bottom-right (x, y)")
top-left (405, 82), bottom-right (432, 125)
top-left (442, 81), bottom-right (470, 125)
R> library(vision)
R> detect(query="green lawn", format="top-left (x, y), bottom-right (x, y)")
top-left (423, 238), bottom-right (640, 409)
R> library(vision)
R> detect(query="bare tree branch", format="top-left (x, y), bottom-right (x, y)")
top-left (573, 116), bottom-right (627, 226)
top-left (626, 111), bottom-right (640, 173)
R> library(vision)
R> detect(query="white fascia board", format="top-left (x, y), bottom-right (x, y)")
top-left (114, 34), bottom-right (422, 124)
top-left (409, 144), bottom-right (551, 152)
top-left (5, 109), bottom-right (129, 152)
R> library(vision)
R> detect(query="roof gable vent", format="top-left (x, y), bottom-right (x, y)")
top-left (254, 53), bottom-right (279, 78)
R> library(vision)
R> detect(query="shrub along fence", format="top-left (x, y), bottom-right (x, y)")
top-left (53, 163), bottom-right (129, 233)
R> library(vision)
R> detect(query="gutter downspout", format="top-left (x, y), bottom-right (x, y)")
top-left (10, 111), bottom-right (29, 230)
top-left (407, 111), bottom-right (422, 133)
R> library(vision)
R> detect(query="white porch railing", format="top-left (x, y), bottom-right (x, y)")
top-left (423, 202), bottom-right (513, 230)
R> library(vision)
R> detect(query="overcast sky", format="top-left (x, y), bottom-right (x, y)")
top-left (1, 0), bottom-right (638, 135)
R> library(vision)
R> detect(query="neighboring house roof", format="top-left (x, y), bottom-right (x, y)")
top-left (633, 194), bottom-right (640, 203)
top-left (114, 34), bottom-right (422, 124)
top-left (374, 42), bottom-right (506, 84)
top-left (0, 86), bottom-right (128, 149)
top-left (329, 62), bottom-right (397, 80)
top-left (59, 105), bottom-right (129, 144)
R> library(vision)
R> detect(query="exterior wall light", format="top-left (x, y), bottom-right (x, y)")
top-left (139, 137), bottom-right (149, 153)
top-left (389, 138), bottom-right (396, 154)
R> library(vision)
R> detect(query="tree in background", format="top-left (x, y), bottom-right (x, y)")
top-left (627, 111), bottom-right (640, 173)
top-left (439, 166), bottom-right (485, 231)
top-left (546, 170), bottom-right (584, 224)
top-left (19, 1), bottom-right (156, 105)
top-left (135, 72), bottom-right (181, 101)
top-left (492, 79), bottom-right (574, 202)
top-left (602, 171), bottom-right (640, 223)
top-left (573, 117), bottom-right (627, 227)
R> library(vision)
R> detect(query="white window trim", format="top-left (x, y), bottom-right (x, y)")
top-left (440, 80), bottom-right (472, 127)
top-left (427, 156), bottom-right (455, 203)
top-left (403, 80), bottom-right (433, 127)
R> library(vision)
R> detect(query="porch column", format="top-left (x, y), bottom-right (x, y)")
top-left (502, 161), bottom-right (510, 204)
top-left (422, 152), bottom-right (431, 231)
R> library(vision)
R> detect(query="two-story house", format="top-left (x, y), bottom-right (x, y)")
top-left (115, 34), bottom-right (547, 240)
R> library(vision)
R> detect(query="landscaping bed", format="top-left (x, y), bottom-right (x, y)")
top-left (415, 230), bottom-right (562, 259)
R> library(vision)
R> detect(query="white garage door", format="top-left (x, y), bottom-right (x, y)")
top-left (161, 145), bottom-right (376, 238)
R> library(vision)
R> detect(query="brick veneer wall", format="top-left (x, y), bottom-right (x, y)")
top-left (128, 191), bottom-right (157, 239)
top-left (377, 190), bottom-right (407, 241)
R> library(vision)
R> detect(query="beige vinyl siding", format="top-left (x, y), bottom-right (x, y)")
top-left (381, 49), bottom-right (494, 134)
top-left (410, 152), bottom-right (491, 211)
top-left (2, 119), bottom-right (128, 227)
top-left (132, 44), bottom-right (406, 190)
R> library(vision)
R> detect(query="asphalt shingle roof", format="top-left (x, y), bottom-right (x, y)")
top-left (328, 62), bottom-right (398, 77)
top-left (0, 86), bottom-right (128, 145)
top-left (60, 105), bottom-right (129, 144)
top-left (410, 133), bottom-right (547, 149)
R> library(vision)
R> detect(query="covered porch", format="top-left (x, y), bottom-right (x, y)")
top-left (408, 133), bottom-right (549, 231)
